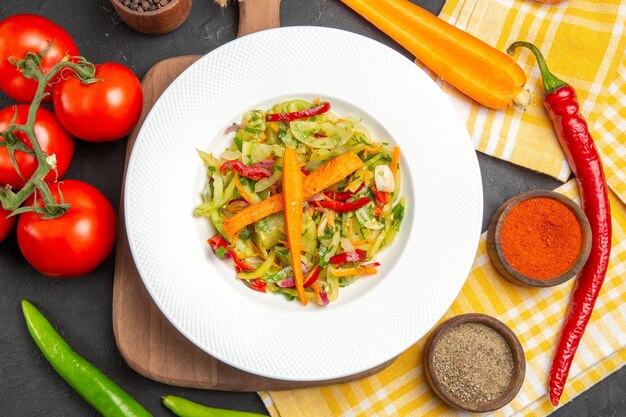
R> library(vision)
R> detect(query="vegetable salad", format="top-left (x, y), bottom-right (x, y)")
top-left (195, 99), bottom-right (405, 306)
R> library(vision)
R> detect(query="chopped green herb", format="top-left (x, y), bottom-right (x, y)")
top-left (239, 228), bottom-right (252, 240)
top-left (256, 218), bottom-right (271, 233)
top-left (215, 246), bottom-right (227, 259)
top-left (392, 202), bottom-right (405, 231)
top-left (233, 136), bottom-right (243, 151)
top-left (318, 246), bottom-right (329, 266)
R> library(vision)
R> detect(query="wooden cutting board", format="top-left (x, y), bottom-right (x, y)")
top-left (111, 0), bottom-right (395, 391)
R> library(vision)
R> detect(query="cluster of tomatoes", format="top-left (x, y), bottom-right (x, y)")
top-left (0, 14), bottom-right (143, 277)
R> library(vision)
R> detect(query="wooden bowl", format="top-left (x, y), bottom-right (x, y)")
top-left (423, 313), bottom-right (526, 412)
top-left (487, 190), bottom-right (592, 287)
top-left (111, 0), bottom-right (192, 35)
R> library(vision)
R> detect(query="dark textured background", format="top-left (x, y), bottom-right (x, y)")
top-left (0, 1), bottom-right (623, 416)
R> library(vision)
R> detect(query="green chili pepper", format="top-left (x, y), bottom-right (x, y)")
top-left (163, 396), bottom-right (267, 417)
top-left (21, 300), bottom-right (153, 417)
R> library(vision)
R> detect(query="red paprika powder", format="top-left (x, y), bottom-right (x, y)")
top-left (500, 197), bottom-right (582, 279)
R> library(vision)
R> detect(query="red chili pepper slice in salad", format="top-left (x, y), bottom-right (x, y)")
top-left (265, 102), bottom-right (331, 122)
top-left (207, 234), bottom-right (254, 271)
top-left (207, 235), bottom-right (228, 252)
top-left (371, 184), bottom-right (389, 216)
top-left (219, 160), bottom-right (272, 181)
top-left (303, 267), bottom-right (321, 288)
top-left (323, 190), bottom-right (353, 202)
top-left (371, 184), bottom-right (388, 206)
top-left (248, 278), bottom-right (267, 293)
top-left (330, 249), bottom-right (367, 265)
top-left (314, 197), bottom-right (370, 212)
top-left (323, 183), bottom-right (365, 202)
top-left (228, 249), bottom-right (254, 271)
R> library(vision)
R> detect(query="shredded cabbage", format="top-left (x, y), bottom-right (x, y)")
top-left (194, 98), bottom-right (405, 306)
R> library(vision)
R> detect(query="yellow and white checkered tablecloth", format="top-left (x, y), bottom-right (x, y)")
top-left (438, 0), bottom-right (626, 192)
top-left (259, 0), bottom-right (626, 415)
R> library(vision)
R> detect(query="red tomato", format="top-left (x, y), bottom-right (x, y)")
top-left (0, 105), bottom-right (74, 189)
top-left (0, 206), bottom-right (16, 243)
top-left (53, 62), bottom-right (143, 142)
top-left (0, 14), bottom-right (79, 103)
top-left (17, 180), bottom-right (117, 278)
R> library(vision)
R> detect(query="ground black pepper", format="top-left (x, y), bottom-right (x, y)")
top-left (433, 322), bottom-right (515, 404)
top-left (119, 0), bottom-right (170, 12)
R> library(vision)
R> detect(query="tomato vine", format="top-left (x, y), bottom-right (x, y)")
top-left (0, 46), bottom-right (99, 218)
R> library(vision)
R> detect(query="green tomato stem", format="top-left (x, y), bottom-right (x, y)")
top-left (0, 52), bottom-right (98, 217)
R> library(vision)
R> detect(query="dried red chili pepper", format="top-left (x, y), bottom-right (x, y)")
top-left (219, 160), bottom-right (272, 181)
top-left (509, 42), bottom-right (612, 406)
top-left (265, 102), bottom-right (331, 122)
top-left (330, 249), bottom-right (367, 265)
top-left (314, 197), bottom-right (370, 212)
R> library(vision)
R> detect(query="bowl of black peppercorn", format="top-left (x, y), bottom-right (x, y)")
top-left (423, 313), bottom-right (526, 412)
top-left (112, 0), bottom-right (192, 35)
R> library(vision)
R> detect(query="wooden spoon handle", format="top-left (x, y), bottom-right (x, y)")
top-left (237, 0), bottom-right (281, 37)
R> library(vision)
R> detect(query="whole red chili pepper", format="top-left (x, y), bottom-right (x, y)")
top-left (509, 42), bottom-right (612, 406)
top-left (265, 102), bottom-right (331, 122)
top-left (219, 160), bottom-right (272, 181)
top-left (315, 197), bottom-right (370, 212)
top-left (330, 249), bottom-right (367, 265)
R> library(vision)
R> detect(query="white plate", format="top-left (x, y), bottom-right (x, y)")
top-left (125, 27), bottom-right (482, 381)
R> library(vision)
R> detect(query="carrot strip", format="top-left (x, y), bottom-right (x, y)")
top-left (269, 122), bottom-right (279, 134)
top-left (230, 231), bottom-right (241, 246)
top-left (390, 146), bottom-right (401, 180)
top-left (340, 0), bottom-right (529, 109)
top-left (332, 266), bottom-right (378, 277)
top-left (283, 148), bottom-right (307, 306)
top-left (311, 281), bottom-right (322, 301)
top-left (234, 173), bottom-right (255, 205)
top-left (223, 152), bottom-right (364, 236)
